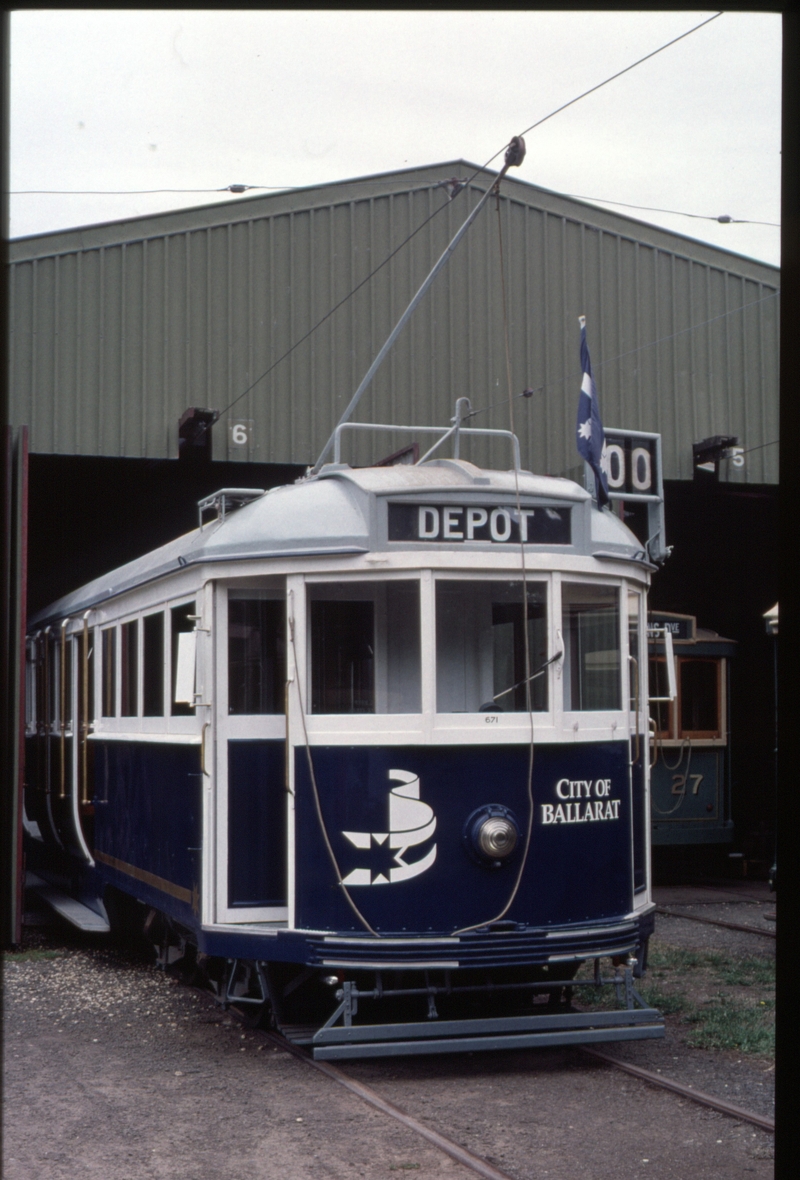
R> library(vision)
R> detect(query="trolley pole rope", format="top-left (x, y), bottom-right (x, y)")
top-left (309, 137), bottom-right (527, 476)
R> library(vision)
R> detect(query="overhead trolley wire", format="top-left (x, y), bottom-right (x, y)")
top-left (513, 11), bottom-right (723, 143)
top-left (559, 193), bottom-right (779, 228)
top-left (12, 179), bottom-right (459, 195)
top-left (213, 184), bottom-right (464, 424)
top-left (181, 9), bottom-right (728, 434)
top-left (15, 183), bottom-right (776, 230)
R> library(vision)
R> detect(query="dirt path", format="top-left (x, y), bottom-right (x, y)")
top-left (3, 897), bottom-right (774, 1180)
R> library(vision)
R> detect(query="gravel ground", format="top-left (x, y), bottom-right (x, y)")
top-left (3, 887), bottom-right (775, 1180)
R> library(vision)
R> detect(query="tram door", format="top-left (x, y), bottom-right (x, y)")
top-left (25, 622), bottom-right (94, 859)
top-left (627, 589), bottom-right (649, 894)
top-left (214, 582), bottom-right (288, 923)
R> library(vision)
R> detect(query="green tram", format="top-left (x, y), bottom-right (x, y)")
top-left (647, 612), bottom-right (735, 848)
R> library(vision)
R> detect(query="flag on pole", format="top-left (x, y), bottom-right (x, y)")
top-left (576, 316), bottom-right (609, 507)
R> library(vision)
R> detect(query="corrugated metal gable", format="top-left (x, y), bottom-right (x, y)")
top-left (9, 162), bottom-right (779, 482)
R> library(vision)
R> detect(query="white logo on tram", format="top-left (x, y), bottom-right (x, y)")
top-left (341, 770), bottom-right (437, 886)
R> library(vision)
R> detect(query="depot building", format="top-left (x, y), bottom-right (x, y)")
top-left (6, 161), bottom-right (779, 871)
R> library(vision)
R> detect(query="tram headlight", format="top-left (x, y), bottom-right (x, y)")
top-left (478, 816), bottom-right (518, 858)
top-left (463, 805), bottom-right (521, 868)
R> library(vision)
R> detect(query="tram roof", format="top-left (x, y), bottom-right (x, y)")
top-left (28, 459), bottom-right (648, 627)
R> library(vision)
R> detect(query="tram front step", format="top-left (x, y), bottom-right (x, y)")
top-left (282, 1007), bottom-right (665, 1060)
top-left (26, 872), bottom-right (110, 933)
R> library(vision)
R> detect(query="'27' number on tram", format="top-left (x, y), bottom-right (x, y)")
top-left (671, 773), bottom-right (704, 795)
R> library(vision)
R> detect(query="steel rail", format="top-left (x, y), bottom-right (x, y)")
top-left (260, 1028), bottom-right (516, 1180)
top-left (223, 996), bottom-right (774, 1156)
top-left (580, 1047), bottom-right (774, 1133)
top-left (656, 906), bottom-right (776, 940)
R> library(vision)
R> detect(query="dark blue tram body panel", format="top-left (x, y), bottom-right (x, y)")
top-left (293, 741), bottom-right (641, 934)
top-left (32, 735), bottom-right (648, 968)
top-left (90, 741), bottom-right (203, 928)
top-left (228, 740), bottom-right (287, 908)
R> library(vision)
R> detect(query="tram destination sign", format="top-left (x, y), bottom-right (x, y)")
top-left (603, 431), bottom-right (659, 499)
top-left (388, 502), bottom-right (571, 545)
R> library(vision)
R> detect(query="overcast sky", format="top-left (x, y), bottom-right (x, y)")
top-left (9, 9), bottom-right (781, 267)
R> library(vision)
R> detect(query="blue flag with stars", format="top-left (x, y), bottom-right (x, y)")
top-left (576, 316), bottom-right (609, 507)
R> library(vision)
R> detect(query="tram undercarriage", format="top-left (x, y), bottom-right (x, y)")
top-left (135, 905), bottom-right (663, 1061)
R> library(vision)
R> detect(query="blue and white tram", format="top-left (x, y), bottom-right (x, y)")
top-left (24, 424), bottom-right (664, 1058)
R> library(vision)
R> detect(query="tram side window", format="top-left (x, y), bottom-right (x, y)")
top-left (120, 620), bottom-right (138, 717)
top-left (77, 629), bottom-right (94, 729)
top-left (171, 602), bottom-right (196, 716)
top-left (36, 636), bottom-right (49, 732)
top-left (88, 631), bottom-right (95, 721)
top-left (143, 612), bottom-right (165, 716)
top-left (101, 627), bottom-right (117, 717)
top-left (62, 634), bottom-right (73, 726)
top-left (562, 583), bottom-right (621, 711)
top-left (228, 594), bottom-right (285, 714)
top-left (628, 590), bottom-right (642, 714)
top-left (309, 581), bottom-right (421, 714)
top-left (679, 658), bottom-right (720, 738)
top-left (436, 581), bottom-right (548, 713)
top-left (25, 642), bottom-right (36, 733)
top-left (48, 633), bottom-right (60, 725)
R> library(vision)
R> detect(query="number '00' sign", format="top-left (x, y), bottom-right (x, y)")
top-left (604, 440), bottom-right (654, 494)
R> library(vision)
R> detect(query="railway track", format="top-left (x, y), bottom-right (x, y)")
top-left (655, 906), bottom-right (776, 939)
top-left (580, 1047), bottom-right (775, 1132)
top-left (225, 1005), bottom-right (773, 1180)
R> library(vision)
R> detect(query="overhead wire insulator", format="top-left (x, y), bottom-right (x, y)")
top-left (505, 136), bottom-right (526, 168)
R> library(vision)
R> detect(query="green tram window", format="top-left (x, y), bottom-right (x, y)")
top-left (648, 658), bottom-right (674, 738)
top-left (679, 658), bottom-right (721, 738)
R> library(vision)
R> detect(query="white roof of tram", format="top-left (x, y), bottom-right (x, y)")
top-left (29, 459), bottom-right (646, 627)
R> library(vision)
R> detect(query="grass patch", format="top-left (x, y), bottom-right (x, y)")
top-left (572, 943), bottom-right (775, 1057)
top-left (685, 995), bottom-right (775, 1055)
top-left (718, 957), bottom-right (776, 988)
top-left (3, 949), bottom-right (61, 963)
top-left (647, 946), bottom-right (725, 973)
top-left (637, 984), bottom-right (688, 1016)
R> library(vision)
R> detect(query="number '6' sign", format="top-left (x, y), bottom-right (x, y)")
top-left (229, 420), bottom-right (254, 447)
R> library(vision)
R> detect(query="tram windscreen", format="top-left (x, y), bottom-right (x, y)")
top-left (562, 583), bottom-right (621, 711)
top-left (435, 581), bottom-right (548, 713)
top-left (308, 581), bottom-right (420, 714)
top-left (228, 594), bottom-right (286, 714)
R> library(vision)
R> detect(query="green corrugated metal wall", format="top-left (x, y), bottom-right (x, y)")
top-left (8, 162), bottom-right (779, 482)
